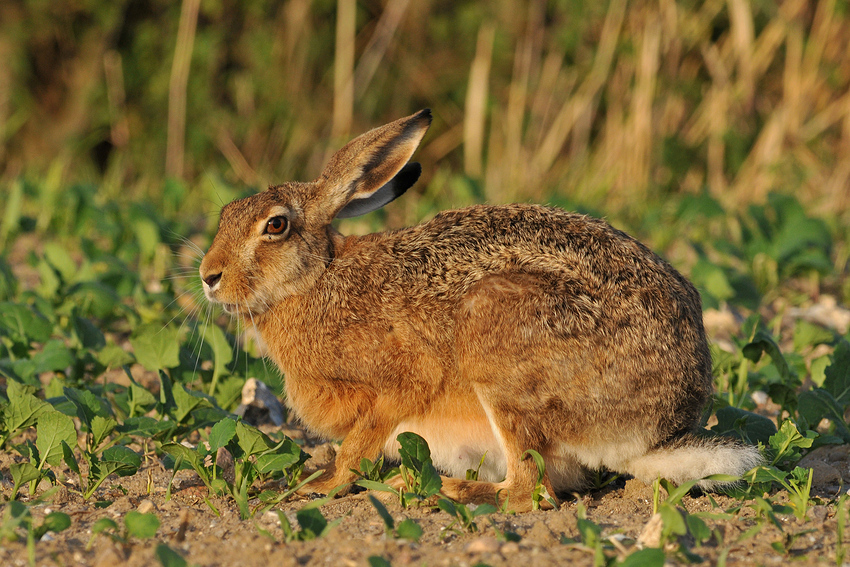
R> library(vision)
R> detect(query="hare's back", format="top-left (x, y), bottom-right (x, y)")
top-left (371, 204), bottom-right (706, 349)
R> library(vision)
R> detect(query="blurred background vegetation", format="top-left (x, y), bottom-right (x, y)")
top-left (1, 0), bottom-right (849, 308)
top-left (1, 0), bottom-right (848, 211)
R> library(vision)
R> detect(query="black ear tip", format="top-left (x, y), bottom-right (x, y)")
top-left (416, 108), bottom-right (432, 125)
top-left (397, 162), bottom-right (422, 187)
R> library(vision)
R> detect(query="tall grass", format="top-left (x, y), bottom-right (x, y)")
top-left (1, 0), bottom-right (849, 220)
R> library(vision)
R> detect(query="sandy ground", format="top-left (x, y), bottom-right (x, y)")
top-left (1, 435), bottom-right (847, 567)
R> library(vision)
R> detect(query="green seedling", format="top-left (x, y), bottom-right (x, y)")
top-left (769, 420), bottom-right (817, 469)
top-left (368, 495), bottom-right (423, 542)
top-left (47, 386), bottom-right (142, 500)
top-left (437, 498), bottom-right (496, 536)
top-left (560, 499), bottom-right (618, 566)
top-left (86, 510), bottom-right (160, 550)
top-left (155, 542), bottom-right (198, 567)
top-left (522, 449), bottom-right (557, 510)
top-left (161, 417), bottom-right (307, 519)
top-left (367, 557), bottom-right (392, 567)
top-left (745, 466), bottom-right (814, 520)
top-left (0, 381), bottom-right (51, 450)
top-left (466, 452), bottom-right (487, 481)
top-left (0, 500), bottom-right (71, 567)
top-left (488, 518), bottom-right (521, 543)
top-left (357, 432), bottom-right (441, 508)
top-left (276, 504), bottom-right (342, 542)
top-left (8, 406), bottom-right (76, 499)
top-left (350, 454), bottom-right (399, 484)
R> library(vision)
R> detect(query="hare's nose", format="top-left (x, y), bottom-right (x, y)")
top-left (203, 272), bottom-right (222, 288)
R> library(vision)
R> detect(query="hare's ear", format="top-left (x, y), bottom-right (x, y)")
top-left (317, 109), bottom-right (432, 220)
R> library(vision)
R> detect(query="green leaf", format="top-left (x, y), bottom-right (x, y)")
top-left (418, 461), bottom-right (443, 498)
top-left (124, 511), bottom-right (160, 539)
top-left (659, 503), bottom-right (687, 536)
top-left (62, 440), bottom-right (79, 474)
top-left (235, 421), bottom-right (272, 457)
top-left (746, 466), bottom-right (789, 487)
top-left (72, 315), bottom-right (106, 350)
top-left (130, 324), bottom-right (180, 371)
top-left (34, 512), bottom-right (72, 539)
top-left (368, 495), bottom-right (395, 531)
top-left (437, 498), bottom-right (457, 517)
top-left (96, 344), bottom-right (135, 368)
top-left (204, 324), bottom-right (233, 377)
top-left (255, 451), bottom-right (302, 475)
top-left (160, 442), bottom-right (203, 471)
top-left (659, 478), bottom-right (700, 507)
top-left (823, 340), bottom-right (850, 407)
top-left (171, 383), bottom-right (212, 423)
top-left (742, 330), bottom-right (796, 386)
top-left (2, 382), bottom-right (51, 440)
top-left (10, 462), bottom-right (41, 497)
top-left (471, 503), bottom-right (497, 517)
top-left (295, 507), bottom-right (328, 539)
top-left (99, 445), bottom-right (142, 477)
top-left (711, 406), bottom-right (777, 445)
top-left (396, 518), bottom-right (422, 542)
top-left (397, 432), bottom-right (432, 470)
top-left (356, 479), bottom-right (398, 493)
top-left (31, 340), bottom-right (75, 374)
top-left (619, 548), bottom-right (666, 567)
top-left (0, 302), bottom-right (52, 343)
top-left (63, 386), bottom-right (110, 429)
top-left (91, 415), bottom-right (118, 449)
top-left (367, 557), bottom-right (392, 567)
top-left (91, 517), bottom-right (119, 535)
top-left (793, 320), bottom-right (835, 352)
top-left (798, 389), bottom-right (850, 443)
top-left (686, 514), bottom-right (712, 544)
top-left (115, 416), bottom-right (171, 437)
top-left (36, 409), bottom-right (77, 468)
top-left (155, 543), bottom-right (188, 567)
top-left (208, 417), bottom-right (237, 453)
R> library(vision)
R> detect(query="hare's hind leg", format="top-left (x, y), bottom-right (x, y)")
top-left (442, 392), bottom-right (561, 512)
top-left (450, 273), bottom-right (585, 511)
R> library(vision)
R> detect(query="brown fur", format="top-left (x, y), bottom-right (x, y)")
top-left (199, 110), bottom-right (760, 512)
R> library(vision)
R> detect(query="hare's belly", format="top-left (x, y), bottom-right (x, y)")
top-left (382, 415), bottom-right (507, 482)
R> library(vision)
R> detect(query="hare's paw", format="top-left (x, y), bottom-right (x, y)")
top-left (296, 468), bottom-right (355, 497)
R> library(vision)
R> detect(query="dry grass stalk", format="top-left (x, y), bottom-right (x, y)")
top-left (166, 0), bottom-right (201, 180)
top-left (464, 23), bottom-right (495, 178)
top-left (333, 0), bottom-right (356, 141)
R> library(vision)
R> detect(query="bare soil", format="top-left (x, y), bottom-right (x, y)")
top-left (1, 433), bottom-right (846, 567)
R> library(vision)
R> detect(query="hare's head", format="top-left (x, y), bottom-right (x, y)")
top-left (199, 109), bottom-right (432, 316)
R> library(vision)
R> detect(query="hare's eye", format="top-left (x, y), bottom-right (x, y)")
top-left (265, 216), bottom-right (288, 235)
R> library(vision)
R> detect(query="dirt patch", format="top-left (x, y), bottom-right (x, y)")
top-left (2, 436), bottom-right (846, 567)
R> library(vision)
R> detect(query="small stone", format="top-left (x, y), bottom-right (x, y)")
top-left (93, 545), bottom-right (124, 567)
top-left (809, 505), bottom-right (828, 522)
top-left (501, 541), bottom-right (520, 554)
top-left (137, 499), bottom-right (156, 514)
top-left (466, 536), bottom-right (500, 553)
top-left (637, 513), bottom-right (663, 549)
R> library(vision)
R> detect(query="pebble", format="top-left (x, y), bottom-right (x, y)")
top-left (137, 499), bottom-right (156, 514)
top-left (637, 513), bottom-right (663, 548)
top-left (501, 541), bottom-right (520, 554)
top-left (466, 536), bottom-right (501, 553)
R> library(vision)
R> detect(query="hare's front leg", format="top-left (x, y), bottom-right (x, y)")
top-left (303, 408), bottom-right (395, 496)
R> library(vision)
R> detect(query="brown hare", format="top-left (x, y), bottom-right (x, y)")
top-left (199, 109), bottom-right (760, 511)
